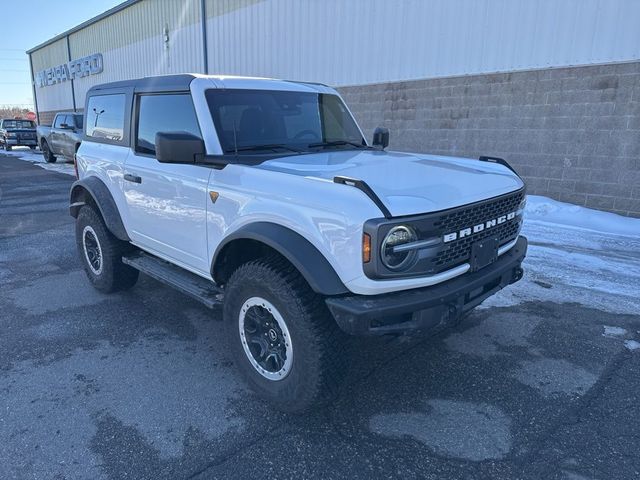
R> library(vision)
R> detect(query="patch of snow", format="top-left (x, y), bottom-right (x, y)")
top-left (525, 195), bottom-right (640, 238)
top-left (624, 340), bottom-right (640, 351)
top-left (2, 146), bottom-right (75, 176)
top-left (602, 326), bottom-right (627, 337)
top-left (482, 204), bottom-right (640, 315)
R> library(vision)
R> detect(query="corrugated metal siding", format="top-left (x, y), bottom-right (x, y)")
top-left (68, 0), bottom-right (204, 109)
top-left (30, 38), bottom-right (68, 72)
top-left (30, 38), bottom-right (74, 114)
top-left (29, 0), bottom-right (640, 113)
top-left (69, 0), bottom-right (201, 58)
top-left (205, 0), bottom-right (640, 86)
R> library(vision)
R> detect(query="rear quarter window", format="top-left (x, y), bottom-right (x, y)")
top-left (86, 94), bottom-right (126, 142)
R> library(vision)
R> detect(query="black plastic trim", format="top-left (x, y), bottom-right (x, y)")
top-left (325, 235), bottom-right (527, 336)
top-left (212, 222), bottom-right (348, 296)
top-left (333, 176), bottom-right (392, 218)
top-left (69, 176), bottom-right (130, 241)
top-left (479, 155), bottom-right (521, 177)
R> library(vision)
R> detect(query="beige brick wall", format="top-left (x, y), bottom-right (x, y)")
top-left (339, 62), bottom-right (640, 218)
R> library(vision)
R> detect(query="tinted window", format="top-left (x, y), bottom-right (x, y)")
top-left (53, 115), bottom-right (67, 128)
top-left (73, 114), bottom-right (84, 129)
top-left (206, 89), bottom-right (364, 153)
top-left (136, 94), bottom-right (201, 155)
top-left (86, 94), bottom-right (126, 141)
top-left (2, 120), bottom-right (35, 129)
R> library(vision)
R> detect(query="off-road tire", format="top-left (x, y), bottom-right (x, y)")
top-left (223, 257), bottom-right (348, 413)
top-left (75, 205), bottom-right (138, 293)
top-left (41, 140), bottom-right (56, 163)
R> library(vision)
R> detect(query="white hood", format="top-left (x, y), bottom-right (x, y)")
top-left (257, 150), bottom-right (524, 217)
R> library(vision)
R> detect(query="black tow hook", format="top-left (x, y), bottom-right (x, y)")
top-left (510, 267), bottom-right (524, 284)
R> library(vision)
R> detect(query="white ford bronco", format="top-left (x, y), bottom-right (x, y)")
top-left (70, 74), bottom-right (527, 412)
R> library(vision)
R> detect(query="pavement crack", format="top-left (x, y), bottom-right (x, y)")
top-left (519, 350), bottom-right (634, 463)
top-left (184, 425), bottom-right (289, 480)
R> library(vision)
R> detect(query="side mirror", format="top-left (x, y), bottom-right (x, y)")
top-left (155, 131), bottom-right (205, 163)
top-left (372, 127), bottom-right (389, 150)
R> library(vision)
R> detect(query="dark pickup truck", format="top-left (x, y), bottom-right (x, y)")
top-left (36, 112), bottom-right (84, 163)
top-left (0, 119), bottom-right (37, 151)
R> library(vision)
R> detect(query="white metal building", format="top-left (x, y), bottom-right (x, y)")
top-left (27, 0), bottom-right (640, 216)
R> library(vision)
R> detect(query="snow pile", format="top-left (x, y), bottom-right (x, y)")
top-left (602, 326), bottom-right (627, 338)
top-left (624, 340), bottom-right (640, 351)
top-left (525, 195), bottom-right (640, 238)
top-left (2, 147), bottom-right (75, 177)
top-left (482, 195), bottom-right (640, 315)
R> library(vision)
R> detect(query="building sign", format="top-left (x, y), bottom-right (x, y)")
top-left (35, 53), bottom-right (103, 88)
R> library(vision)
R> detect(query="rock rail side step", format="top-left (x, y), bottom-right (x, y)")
top-left (122, 252), bottom-right (223, 309)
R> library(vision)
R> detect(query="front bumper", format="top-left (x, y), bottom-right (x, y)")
top-left (5, 139), bottom-right (36, 146)
top-left (325, 235), bottom-right (527, 335)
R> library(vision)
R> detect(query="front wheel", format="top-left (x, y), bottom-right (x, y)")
top-left (223, 258), bottom-right (348, 413)
top-left (75, 205), bottom-right (139, 293)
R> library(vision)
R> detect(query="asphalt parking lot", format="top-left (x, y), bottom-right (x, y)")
top-left (1, 153), bottom-right (639, 480)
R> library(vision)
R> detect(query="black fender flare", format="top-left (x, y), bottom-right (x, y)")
top-left (212, 222), bottom-right (348, 296)
top-left (69, 176), bottom-right (130, 241)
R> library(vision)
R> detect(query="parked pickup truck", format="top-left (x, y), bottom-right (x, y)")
top-left (0, 118), bottom-right (37, 151)
top-left (37, 112), bottom-right (83, 163)
top-left (70, 74), bottom-right (527, 412)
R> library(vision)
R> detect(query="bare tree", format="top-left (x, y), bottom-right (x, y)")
top-left (0, 106), bottom-right (32, 120)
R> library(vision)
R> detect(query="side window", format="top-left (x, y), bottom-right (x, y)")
top-left (53, 115), bottom-right (65, 128)
top-left (136, 94), bottom-right (201, 156)
top-left (86, 94), bottom-right (126, 142)
top-left (320, 94), bottom-right (363, 143)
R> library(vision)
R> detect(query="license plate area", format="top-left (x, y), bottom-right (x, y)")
top-left (470, 236), bottom-right (499, 271)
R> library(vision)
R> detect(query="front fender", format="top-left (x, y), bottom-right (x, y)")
top-left (212, 222), bottom-right (349, 296)
top-left (69, 176), bottom-right (129, 241)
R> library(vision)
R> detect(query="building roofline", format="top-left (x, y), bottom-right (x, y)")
top-left (26, 0), bottom-right (142, 54)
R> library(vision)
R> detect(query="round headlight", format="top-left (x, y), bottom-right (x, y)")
top-left (380, 225), bottom-right (418, 271)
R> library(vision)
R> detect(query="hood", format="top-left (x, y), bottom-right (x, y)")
top-left (256, 150), bottom-right (524, 217)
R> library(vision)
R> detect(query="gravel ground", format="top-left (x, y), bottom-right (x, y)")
top-left (1, 154), bottom-right (639, 480)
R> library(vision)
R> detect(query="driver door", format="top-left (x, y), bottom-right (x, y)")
top-left (122, 92), bottom-right (212, 275)
top-left (51, 115), bottom-right (66, 153)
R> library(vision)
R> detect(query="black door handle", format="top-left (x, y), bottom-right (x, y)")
top-left (124, 173), bottom-right (142, 184)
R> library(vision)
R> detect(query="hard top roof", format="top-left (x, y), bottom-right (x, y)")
top-left (86, 74), bottom-right (334, 95)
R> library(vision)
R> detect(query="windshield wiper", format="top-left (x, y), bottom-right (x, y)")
top-left (307, 140), bottom-right (370, 150)
top-left (225, 144), bottom-right (304, 154)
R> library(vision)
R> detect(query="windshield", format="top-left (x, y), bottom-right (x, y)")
top-left (206, 89), bottom-right (365, 154)
top-left (3, 120), bottom-right (35, 129)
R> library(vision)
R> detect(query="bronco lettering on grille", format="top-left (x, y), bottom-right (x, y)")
top-left (443, 211), bottom-right (516, 243)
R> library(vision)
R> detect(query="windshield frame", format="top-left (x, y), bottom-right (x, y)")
top-left (205, 88), bottom-right (367, 156)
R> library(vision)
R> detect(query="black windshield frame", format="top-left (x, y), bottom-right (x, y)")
top-left (205, 89), bottom-right (365, 154)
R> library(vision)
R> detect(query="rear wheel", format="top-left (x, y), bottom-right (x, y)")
top-left (75, 205), bottom-right (138, 293)
top-left (41, 140), bottom-right (56, 163)
top-left (223, 257), bottom-right (348, 413)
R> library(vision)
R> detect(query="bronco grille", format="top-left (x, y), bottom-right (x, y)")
top-left (430, 190), bottom-right (525, 272)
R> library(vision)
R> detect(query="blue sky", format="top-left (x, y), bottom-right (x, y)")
top-left (0, 0), bottom-right (122, 108)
